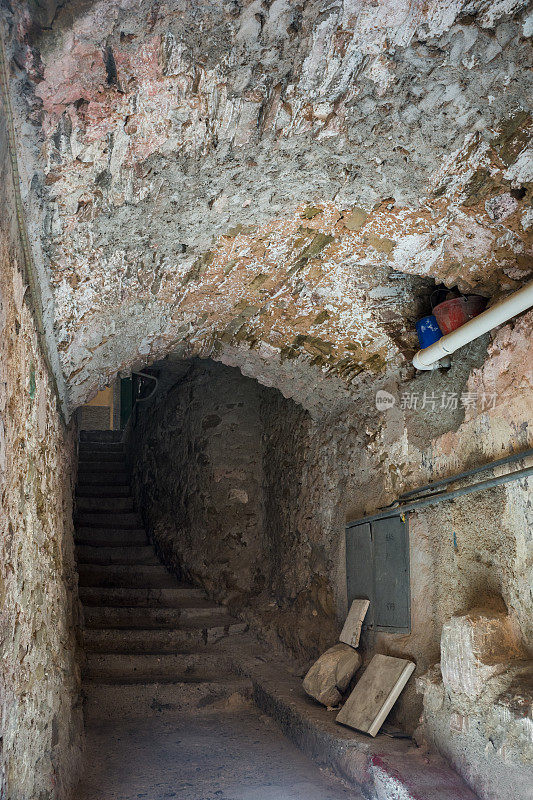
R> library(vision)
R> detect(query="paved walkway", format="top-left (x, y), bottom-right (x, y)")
top-left (77, 708), bottom-right (358, 800)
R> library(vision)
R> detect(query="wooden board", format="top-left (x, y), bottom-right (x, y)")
top-left (336, 654), bottom-right (415, 737)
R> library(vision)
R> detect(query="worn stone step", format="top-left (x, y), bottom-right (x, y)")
top-left (77, 496), bottom-right (134, 512)
top-left (76, 496), bottom-right (134, 513)
top-left (84, 650), bottom-right (234, 681)
top-left (79, 440), bottom-right (124, 452)
top-left (248, 662), bottom-right (480, 800)
top-left (80, 430), bottom-right (123, 443)
top-left (77, 545), bottom-right (157, 565)
top-left (75, 511), bottom-right (142, 529)
top-left (77, 460), bottom-right (129, 473)
top-left (77, 459), bottom-right (126, 472)
top-left (78, 450), bottom-right (125, 462)
top-left (76, 484), bottom-right (131, 498)
top-left (78, 563), bottom-right (177, 588)
top-left (77, 471), bottom-right (130, 485)
top-left (83, 603), bottom-right (229, 628)
top-left (82, 678), bottom-right (253, 721)
top-left (79, 585), bottom-right (206, 608)
top-left (75, 528), bottom-right (148, 546)
top-left (83, 619), bottom-right (249, 652)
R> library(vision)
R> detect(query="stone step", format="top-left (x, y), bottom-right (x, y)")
top-left (75, 511), bottom-right (142, 529)
top-left (248, 662), bottom-right (480, 800)
top-left (79, 585), bottom-right (207, 608)
top-left (84, 651), bottom-right (234, 681)
top-left (77, 459), bottom-right (126, 472)
top-left (83, 603), bottom-right (229, 628)
top-left (75, 528), bottom-right (148, 546)
top-left (80, 430), bottom-right (123, 443)
top-left (78, 563), bottom-right (178, 589)
top-left (76, 545), bottom-right (158, 565)
top-left (83, 619), bottom-right (248, 652)
top-left (77, 471), bottom-right (130, 485)
top-left (78, 450), bottom-right (125, 462)
top-left (79, 441), bottom-right (124, 453)
top-left (76, 484), bottom-right (131, 498)
top-left (76, 496), bottom-right (134, 513)
top-left (82, 678), bottom-right (253, 721)
top-left (77, 460), bottom-right (129, 473)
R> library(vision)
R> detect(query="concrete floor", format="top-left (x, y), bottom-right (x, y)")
top-left (77, 708), bottom-right (359, 800)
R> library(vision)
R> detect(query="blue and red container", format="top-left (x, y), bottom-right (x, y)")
top-left (416, 294), bottom-right (487, 349)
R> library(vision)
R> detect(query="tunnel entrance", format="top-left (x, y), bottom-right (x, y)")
top-left (74, 358), bottom-right (359, 797)
top-left (75, 410), bottom-right (355, 800)
top-left (76, 357), bottom-right (343, 662)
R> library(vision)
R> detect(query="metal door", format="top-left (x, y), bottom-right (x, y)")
top-left (345, 515), bottom-right (410, 633)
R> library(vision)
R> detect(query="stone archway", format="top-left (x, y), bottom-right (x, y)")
top-left (5, 0), bottom-right (532, 416)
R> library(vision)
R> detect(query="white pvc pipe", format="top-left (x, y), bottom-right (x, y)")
top-left (413, 279), bottom-right (533, 370)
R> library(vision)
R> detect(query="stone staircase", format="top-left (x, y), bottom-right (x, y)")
top-left (75, 430), bottom-right (251, 721)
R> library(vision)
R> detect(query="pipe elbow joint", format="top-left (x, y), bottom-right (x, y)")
top-left (412, 351), bottom-right (451, 371)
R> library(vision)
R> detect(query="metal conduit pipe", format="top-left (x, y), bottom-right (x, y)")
top-left (346, 464), bottom-right (533, 528)
top-left (396, 447), bottom-right (533, 502)
top-left (413, 279), bottom-right (533, 370)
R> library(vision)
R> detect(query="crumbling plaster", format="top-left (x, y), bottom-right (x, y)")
top-left (3, 0), bottom-right (532, 415)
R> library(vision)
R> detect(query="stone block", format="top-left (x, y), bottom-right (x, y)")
top-left (336, 654), bottom-right (415, 736)
top-left (303, 643), bottom-right (362, 707)
top-left (440, 609), bottom-right (525, 701)
top-left (339, 599), bottom-right (370, 649)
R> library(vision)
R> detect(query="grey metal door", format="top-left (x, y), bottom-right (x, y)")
top-left (345, 515), bottom-right (410, 633)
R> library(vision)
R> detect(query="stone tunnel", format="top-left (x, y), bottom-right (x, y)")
top-left (0, 1), bottom-right (532, 799)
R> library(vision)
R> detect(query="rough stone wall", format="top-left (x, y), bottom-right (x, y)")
top-left (0, 83), bottom-right (82, 800)
top-left (5, 1), bottom-right (533, 412)
top-left (260, 391), bottom-right (343, 658)
top-left (130, 361), bottom-right (267, 607)
top-left (129, 358), bottom-right (344, 659)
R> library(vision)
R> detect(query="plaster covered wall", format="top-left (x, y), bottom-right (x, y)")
top-left (339, 314), bottom-right (533, 800)
top-left (0, 90), bottom-right (82, 800)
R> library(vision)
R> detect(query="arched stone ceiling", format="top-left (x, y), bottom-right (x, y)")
top-left (4, 0), bottom-right (533, 414)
